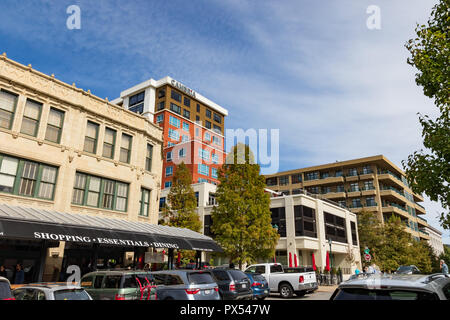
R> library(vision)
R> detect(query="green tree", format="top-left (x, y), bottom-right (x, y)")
top-left (439, 245), bottom-right (450, 267)
top-left (403, 0), bottom-right (450, 229)
top-left (211, 143), bottom-right (279, 269)
top-left (161, 162), bottom-right (201, 261)
top-left (357, 210), bottom-right (384, 267)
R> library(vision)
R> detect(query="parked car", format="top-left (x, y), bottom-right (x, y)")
top-left (245, 263), bottom-right (317, 298)
top-left (245, 273), bottom-right (269, 300)
top-left (79, 270), bottom-right (157, 300)
top-left (150, 270), bottom-right (220, 300)
top-left (395, 265), bottom-right (421, 275)
top-left (207, 268), bottom-right (253, 300)
top-left (184, 262), bottom-right (210, 270)
top-left (0, 277), bottom-right (14, 300)
top-left (13, 283), bottom-right (92, 300)
top-left (330, 273), bottom-right (450, 300)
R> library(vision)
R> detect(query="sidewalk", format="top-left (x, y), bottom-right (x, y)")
top-left (317, 285), bottom-right (338, 292)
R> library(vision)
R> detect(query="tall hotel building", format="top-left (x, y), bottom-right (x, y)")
top-left (112, 77), bottom-right (228, 189)
top-left (264, 155), bottom-right (431, 242)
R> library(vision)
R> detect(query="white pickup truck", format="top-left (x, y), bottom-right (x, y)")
top-left (245, 263), bottom-right (317, 298)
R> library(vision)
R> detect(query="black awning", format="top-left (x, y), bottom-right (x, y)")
top-left (0, 214), bottom-right (222, 253)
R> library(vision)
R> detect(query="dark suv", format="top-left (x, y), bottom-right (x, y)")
top-left (208, 268), bottom-right (253, 300)
top-left (0, 277), bottom-right (14, 300)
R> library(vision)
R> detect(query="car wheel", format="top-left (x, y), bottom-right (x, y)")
top-left (295, 291), bottom-right (306, 297)
top-left (279, 283), bottom-right (294, 299)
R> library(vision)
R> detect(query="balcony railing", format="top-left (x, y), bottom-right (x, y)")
top-left (415, 202), bottom-right (426, 210)
top-left (417, 216), bottom-right (427, 223)
top-left (380, 185), bottom-right (404, 197)
top-left (378, 169), bottom-right (402, 181)
top-left (384, 202), bottom-right (408, 212)
top-left (361, 186), bottom-right (375, 191)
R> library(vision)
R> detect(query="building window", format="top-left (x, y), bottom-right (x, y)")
top-left (171, 90), bottom-right (182, 103)
top-left (157, 101), bottom-right (165, 111)
top-left (156, 114), bottom-right (164, 123)
top-left (164, 181), bottom-right (172, 189)
top-left (337, 185), bottom-right (345, 192)
top-left (292, 188), bottom-right (302, 195)
top-left (335, 170), bottom-right (343, 177)
top-left (129, 91), bottom-right (145, 114)
top-left (213, 124), bottom-right (221, 134)
top-left (305, 172), bottom-right (319, 181)
top-left (205, 109), bottom-right (211, 118)
top-left (170, 103), bottom-right (181, 114)
top-left (169, 115), bottom-right (181, 128)
top-left (159, 197), bottom-right (166, 210)
top-left (166, 166), bottom-right (173, 177)
top-left (205, 120), bottom-right (211, 129)
top-left (349, 183), bottom-right (359, 192)
top-left (182, 122), bottom-right (190, 132)
top-left (102, 128), bottom-right (116, 159)
top-left (196, 116), bottom-right (200, 123)
top-left (179, 148), bottom-right (185, 158)
top-left (213, 113), bottom-right (222, 124)
top-left (208, 193), bottom-right (217, 206)
top-left (291, 174), bottom-right (302, 184)
top-left (321, 172), bottom-right (329, 179)
top-left (158, 89), bottom-right (165, 99)
top-left (0, 90), bottom-right (18, 130)
top-left (167, 141), bottom-right (175, 147)
top-left (279, 175), bottom-right (289, 186)
top-left (168, 128), bottom-right (179, 141)
top-left (204, 215), bottom-right (213, 237)
top-left (182, 135), bottom-right (189, 142)
top-left (166, 151), bottom-right (172, 162)
top-left (196, 104), bottom-right (200, 112)
top-left (366, 197), bottom-right (376, 207)
top-left (204, 132), bottom-right (211, 141)
top-left (212, 153), bottom-right (219, 164)
top-left (84, 121), bottom-right (99, 154)
top-left (294, 205), bottom-right (317, 238)
top-left (211, 168), bottom-right (218, 179)
top-left (184, 97), bottom-right (190, 107)
top-left (71, 172), bottom-right (128, 212)
top-left (120, 134), bottom-right (132, 163)
top-left (347, 168), bottom-right (358, 176)
top-left (139, 188), bottom-right (151, 217)
top-left (195, 127), bottom-right (200, 137)
top-left (146, 144), bottom-right (153, 171)
top-left (198, 164), bottom-right (209, 176)
top-left (266, 177), bottom-right (278, 186)
top-left (212, 136), bottom-right (221, 146)
top-left (183, 109), bottom-right (190, 119)
top-left (362, 165), bottom-right (373, 174)
top-left (199, 149), bottom-right (210, 161)
top-left (45, 108), bottom-right (64, 144)
top-left (351, 221), bottom-right (358, 245)
top-left (271, 207), bottom-right (286, 237)
top-left (351, 198), bottom-right (362, 208)
top-left (324, 212), bottom-right (347, 243)
top-left (21, 99), bottom-right (42, 137)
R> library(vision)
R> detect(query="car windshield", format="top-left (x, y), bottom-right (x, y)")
top-left (253, 274), bottom-right (266, 282)
top-left (396, 266), bottom-right (413, 273)
top-left (0, 281), bottom-right (12, 299)
top-left (187, 272), bottom-right (215, 285)
top-left (333, 288), bottom-right (438, 300)
top-left (53, 289), bottom-right (91, 300)
top-left (229, 270), bottom-right (248, 281)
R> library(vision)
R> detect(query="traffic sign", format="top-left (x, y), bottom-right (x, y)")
top-left (364, 253), bottom-right (371, 262)
top-left (364, 247), bottom-right (370, 254)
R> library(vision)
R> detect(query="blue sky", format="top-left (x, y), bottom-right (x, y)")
top-left (0, 0), bottom-right (447, 243)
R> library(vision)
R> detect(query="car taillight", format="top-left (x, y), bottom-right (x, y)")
top-left (251, 282), bottom-right (262, 287)
top-left (229, 283), bottom-right (236, 291)
top-left (214, 287), bottom-right (219, 292)
top-left (3, 297), bottom-right (15, 300)
top-left (299, 276), bottom-right (304, 283)
top-left (114, 294), bottom-right (126, 300)
top-left (185, 289), bottom-right (200, 295)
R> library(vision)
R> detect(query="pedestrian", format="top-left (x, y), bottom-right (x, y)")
top-left (440, 260), bottom-right (448, 274)
top-left (0, 265), bottom-right (7, 278)
top-left (354, 268), bottom-right (361, 275)
top-left (14, 264), bottom-right (24, 284)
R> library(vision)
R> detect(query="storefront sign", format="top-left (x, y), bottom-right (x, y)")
top-left (171, 79), bottom-right (196, 98)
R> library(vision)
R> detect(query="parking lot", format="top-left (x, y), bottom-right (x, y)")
top-left (266, 285), bottom-right (337, 300)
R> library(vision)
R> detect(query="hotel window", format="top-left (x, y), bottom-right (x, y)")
top-left (171, 90), bottom-right (182, 103)
top-left (166, 151), bottom-right (172, 162)
top-left (158, 89), bottom-right (165, 99)
top-left (120, 134), bottom-right (132, 163)
top-left (168, 128), bottom-right (179, 141)
top-left (324, 212), bottom-right (347, 243)
top-left (183, 109), bottom-right (190, 119)
top-left (45, 108), bottom-right (64, 144)
top-left (159, 197), bottom-right (166, 210)
top-left (305, 172), bottom-right (319, 181)
top-left (266, 177), bottom-right (278, 186)
top-left (322, 186), bottom-right (331, 194)
top-left (204, 132), bottom-right (211, 141)
top-left (196, 115), bottom-right (200, 122)
top-left (205, 109), bottom-right (212, 118)
top-left (195, 127), bottom-right (200, 137)
top-left (169, 115), bottom-right (181, 128)
top-left (166, 166), bottom-right (173, 177)
top-left (170, 103), bottom-right (181, 114)
top-left (211, 168), bottom-right (218, 179)
top-left (84, 121), bottom-right (99, 154)
top-left (164, 181), bottom-right (172, 189)
top-left (0, 90), bottom-right (18, 130)
top-left (351, 198), bottom-right (362, 208)
top-left (167, 142), bottom-right (175, 147)
top-left (182, 135), bottom-right (189, 142)
top-left (139, 188), bottom-right (151, 217)
top-left (208, 193), bottom-right (217, 206)
top-left (213, 124), bottom-right (221, 134)
top-left (321, 172), bottom-right (329, 179)
top-left (271, 207), bottom-right (286, 237)
top-left (212, 153), bottom-right (219, 164)
top-left (71, 172), bottom-right (128, 212)
top-left (21, 99), bottom-right (42, 137)
top-left (213, 113), bottom-right (222, 124)
top-left (362, 165), bottom-right (372, 174)
top-left (184, 97), bottom-right (190, 107)
top-left (349, 183), bottom-right (359, 192)
top-left (195, 192), bottom-right (199, 206)
top-left (129, 91), bottom-right (145, 114)
top-left (196, 104), bottom-right (200, 112)
top-left (366, 197), bottom-right (376, 207)
top-left (279, 175), bottom-right (289, 186)
top-left (204, 215), bottom-right (213, 237)
top-left (291, 174), bottom-right (302, 184)
top-left (102, 128), bottom-right (116, 159)
top-left (335, 170), bottom-right (343, 177)
top-left (212, 136), bottom-right (221, 146)
top-left (363, 180), bottom-right (374, 190)
top-left (182, 122), bottom-right (190, 132)
top-left (351, 221), bottom-right (358, 245)
top-left (348, 168), bottom-right (358, 176)
top-left (199, 148), bottom-right (210, 161)
top-left (156, 114), bottom-right (164, 123)
top-left (294, 205), bottom-right (317, 238)
top-left (157, 101), bottom-right (165, 111)
top-left (205, 120), bottom-right (211, 129)
top-left (146, 144), bottom-right (153, 171)
top-left (336, 185), bottom-right (345, 192)
top-left (179, 148), bottom-right (185, 158)
top-left (198, 164), bottom-right (209, 176)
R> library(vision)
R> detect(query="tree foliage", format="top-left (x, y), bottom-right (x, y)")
top-left (211, 144), bottom-right (279, 269)
top-left (358, 211), bottom-right (434, 273)
top-left (403, 0), bottom-right (450, 228)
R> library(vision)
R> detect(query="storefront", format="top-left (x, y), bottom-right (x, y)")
top-left (0, 204), bottom-right (222, 284)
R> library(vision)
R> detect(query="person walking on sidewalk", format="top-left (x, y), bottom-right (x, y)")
top-left (440, 260), bottom-right (448, 274)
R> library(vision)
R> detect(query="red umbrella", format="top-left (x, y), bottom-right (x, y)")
top-left (294, 254), bottom-right (298, 267)
top-left (289, 252), bottom-right (292, 268)
top-left (325, 251), bottom-right (330, 272)
top-left (312, 253), bottom-right (316, 271)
